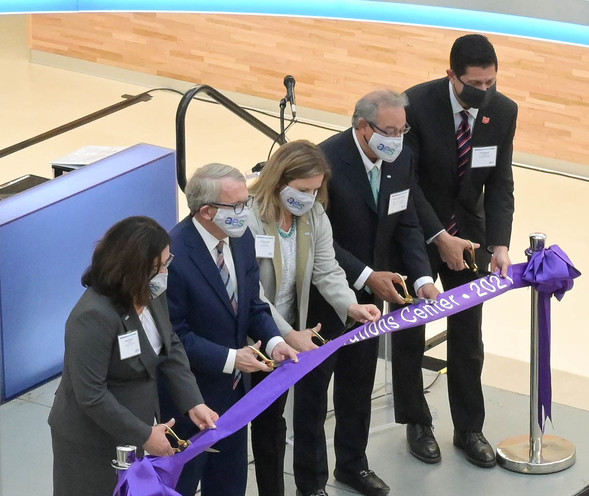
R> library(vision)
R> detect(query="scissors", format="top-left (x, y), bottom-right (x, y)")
top-left (248, 345), bottom-right (278, 368)
top-left (393, 273), bottom-right (436, 305)
top-left (162, 424), bottom-right (219, 453)
top-left (463, 240), bottom-right (493, 277)
top-left (309, 324), bottom-right (328, 345)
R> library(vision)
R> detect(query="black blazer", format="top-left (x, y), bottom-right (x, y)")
top-left (307, 128), bottom-right (432, 334)
top-left (405, 77), bottom-right (517, 260)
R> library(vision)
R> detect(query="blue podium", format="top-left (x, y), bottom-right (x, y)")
top-left (0, 143), bottom-right (178, 401)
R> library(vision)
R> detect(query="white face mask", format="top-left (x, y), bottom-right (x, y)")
top-left (149, 272), bottom-right (167, 298)
top-left (368, 133), bottom-right (403, 162)
top-left (212, 207), bottom-right (250, 238)
top-left (279, 185), bottom-right (317, 216)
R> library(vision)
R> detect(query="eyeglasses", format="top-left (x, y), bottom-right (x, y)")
top-left (368, 121), bottom-right (411, 137)
top-left (208, 195), bottom-right (254, 215)
top-left (163, 253), bottom-right (174, 268)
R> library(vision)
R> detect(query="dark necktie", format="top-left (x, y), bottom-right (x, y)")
top-left (447, 110), bottom-right (472, 236)
top-left (216, 240), bottom-right (238, 314)
top-left (215, 240), bottom-right (241, 389)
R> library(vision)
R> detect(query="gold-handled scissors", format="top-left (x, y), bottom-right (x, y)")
top-left (248, 345), bottom-right (277, 368)
top-left (162, 424), bottom-right (191, 452)
top-left (464, 240), bottom-right (479, 273)
top-left (309, 324), bottom-right (327, 345)
top-left (394, 273), bottom-right (436, 305)
top-left (162, 424), bottom-right (219, 453)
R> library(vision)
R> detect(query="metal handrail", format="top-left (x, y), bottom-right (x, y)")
top-left (175, 84), bottom-right (286, 191)
top-left (0, 91), bottom-right (154, 159)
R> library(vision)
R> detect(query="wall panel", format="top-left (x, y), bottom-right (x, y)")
top-left (30, 13), bottom-right (589, 167)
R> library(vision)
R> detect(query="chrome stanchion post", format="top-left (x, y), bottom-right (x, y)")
top-left (496, 233), bottom-right (576, 474)
top-left (111, 445), bottom-right (137, 472)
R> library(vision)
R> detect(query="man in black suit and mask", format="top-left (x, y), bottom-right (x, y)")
top-left (391, 34), bottom-right (517, 469)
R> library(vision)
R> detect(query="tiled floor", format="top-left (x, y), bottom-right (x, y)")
top-left (1, 13), bottom-right (588, 495)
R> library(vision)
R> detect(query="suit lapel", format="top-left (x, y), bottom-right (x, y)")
top-left (340, 130), bottom-right (377, 213)
top-left (185, 225), bottom-right (237, 317)
top-left (264, 221), bottom-right (283, 293)
top-left (229, 237), bottom-right (246, 319)
top-left (121, 310), bottom-right (158, 378)
top-left (295, 212), bottom-right (311, 301)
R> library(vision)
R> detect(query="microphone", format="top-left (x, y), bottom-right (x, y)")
top-left (283, 75), bottom-right (297, 118)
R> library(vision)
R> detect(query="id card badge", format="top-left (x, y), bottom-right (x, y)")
top-left (255, 235), bottom-right (275, 258)
top-left (388, 189), bottom-right (409, 215)
top-left (118, 330), bottom-right (141, 360)
top-left (471, 146), bottom-right (497, 168)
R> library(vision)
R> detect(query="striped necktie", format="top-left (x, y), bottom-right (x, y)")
top-left (447, 110), bottom-right (472, 236)
top-left (216, 240), bottom-right (238, 314)
top-left (215, 240), bottom-right (241, 389)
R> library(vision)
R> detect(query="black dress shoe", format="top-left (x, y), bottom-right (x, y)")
top-left (296, 490), bottom-right (328, 496)
top-left (407, 424), bottom-right (441, 464)
top-left (334, 469), bottom-right (390, 496)
top-left (453, 430), bottom-right (496, 468)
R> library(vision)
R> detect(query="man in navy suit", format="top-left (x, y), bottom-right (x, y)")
top-left (161, 163), bottom-right (298, 496)
top-left (391, 34), bottom-right (518, 468)
top-left (294, 90), bottom-right (439, 496)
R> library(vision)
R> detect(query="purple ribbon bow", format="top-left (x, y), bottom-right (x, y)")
top-left (522, 245), bottom-right (581, 429)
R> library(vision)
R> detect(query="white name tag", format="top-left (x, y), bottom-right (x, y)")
top-left (388, 189), bottom-right (409, 215)
top-left (118, 330), bottom-right (141, 360)
top-left (471, 146), bottom-right (497, 168)
top-left (255, 235), bottom-right (275, 258)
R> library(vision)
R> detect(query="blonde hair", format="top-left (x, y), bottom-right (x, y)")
top-left (250, 140), bottom-right (331, 223)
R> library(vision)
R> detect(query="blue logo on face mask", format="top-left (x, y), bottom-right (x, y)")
top-left (287, 197), bottom-right (305, 210)
top-left (377, 143), bottom-right (396, 155)
top-left (224, 217), bottom-right (245, 227)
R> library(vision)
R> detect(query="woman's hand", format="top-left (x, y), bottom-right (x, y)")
top-left (188, 404), bottom-right (219, 431)
top-left (285, 327), bottom-right (319, 352)
top-left (347, 303), bottom-right (381, 323)
top-left (143, 419), bottom-right (176, 456)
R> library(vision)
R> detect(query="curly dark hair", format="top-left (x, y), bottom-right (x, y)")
top-left (81, 216), bottom-right (170, 311)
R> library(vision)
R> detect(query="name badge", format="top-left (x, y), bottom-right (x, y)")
top-left (471, 146), bottom-right (497, 168)
top-left (255, 235), bottom-right (275, 258)
top-left (388, 189), bottom-right (409, 215)
top-left (118, 330), bottom-right (141, 360)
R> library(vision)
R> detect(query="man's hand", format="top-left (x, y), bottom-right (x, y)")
top-left (188, 404), bottom-right (219, 431)
top-left (366, 271), bottom-right (406, 304)
top-left (271, 341), bottom-right (299, 363)
top-left (143, 418), bottom-right (175, 457)
top-left (434, 231), bottom-right (480, 271)
top-left (285, 328), bottom-right (319, 352)
top-left (347, 303), bottom-right (381, 323)
top-left (491, 245), bottom-right (511, 277)
top-left (417, 282), bottom-right (440, 300)
top-left (235, 341), bottom-right (274, 373)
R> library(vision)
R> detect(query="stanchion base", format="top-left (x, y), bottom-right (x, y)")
top-left (496, 434), bottom-right (576, 474)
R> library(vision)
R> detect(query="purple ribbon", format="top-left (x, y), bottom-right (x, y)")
top-left (114, 247), bottom-right (579, 495)
top-left (522, 245), bottom-right (581, 429)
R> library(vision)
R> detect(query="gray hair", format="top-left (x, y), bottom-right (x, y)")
top-left (351, 90), bottom-right (409, 129)
top-left (185, 163), bottom-right (245, 214)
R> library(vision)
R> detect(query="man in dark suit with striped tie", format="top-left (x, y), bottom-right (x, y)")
top-left (160, 163), bottom-right (298, 496)
top-left (391, 34), bottom-right (518, 468)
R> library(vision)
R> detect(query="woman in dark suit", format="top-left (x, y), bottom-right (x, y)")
top-left (48, 216), bottom-right (218, 496)
top-left (248, 141), bottom-right (380, 496)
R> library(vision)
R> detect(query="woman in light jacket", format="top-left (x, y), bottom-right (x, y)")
top-left (48, 216), bottom-right (218, 496)
top-left (248, 140), bottom-right (380, 496)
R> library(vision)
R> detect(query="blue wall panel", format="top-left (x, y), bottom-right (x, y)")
top-left (0, 143), bottom-right (178, 400)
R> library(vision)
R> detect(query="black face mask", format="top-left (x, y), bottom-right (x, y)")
top-left (457, 78), bottom-right (497, 109)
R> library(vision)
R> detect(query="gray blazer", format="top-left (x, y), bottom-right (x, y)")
top-left (249, 203), bottom-right (356, 337)
top-left (48, 288), bottom-right (203, 451)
